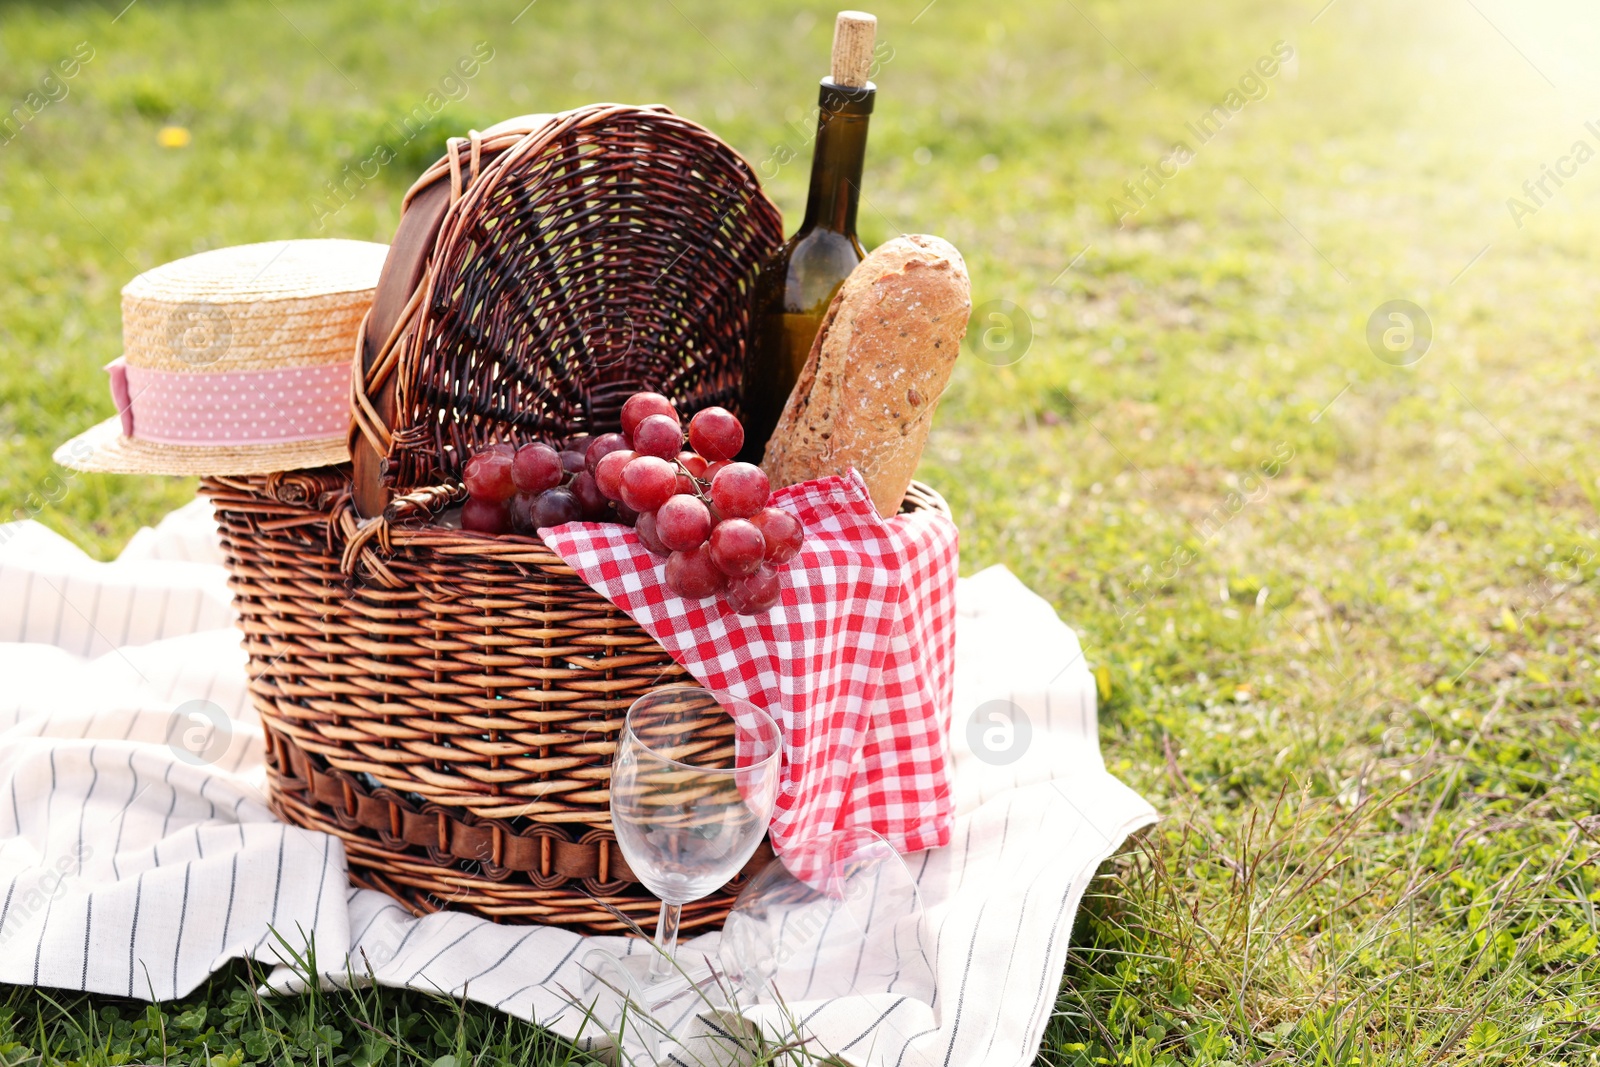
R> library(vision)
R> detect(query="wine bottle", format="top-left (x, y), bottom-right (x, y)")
top-left (741, 10), bottom-right (877, 462)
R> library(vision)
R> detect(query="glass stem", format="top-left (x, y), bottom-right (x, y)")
top-left (650, 901), bottom-right (682, 981)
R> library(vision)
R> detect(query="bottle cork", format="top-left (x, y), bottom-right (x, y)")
top-left (831, 11), bottom-right (877, 88)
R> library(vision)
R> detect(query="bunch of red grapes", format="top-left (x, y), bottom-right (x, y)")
top-left (457, 392), bottom-right (803, 615)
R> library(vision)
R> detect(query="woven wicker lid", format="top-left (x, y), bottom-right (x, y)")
top-left (55, 239), bottom-right (388, 476)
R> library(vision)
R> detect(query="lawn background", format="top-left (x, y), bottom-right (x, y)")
top-left (2, 0), bottom-right (1599, 1063)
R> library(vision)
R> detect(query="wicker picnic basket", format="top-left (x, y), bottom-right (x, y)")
top-left (198, 105), bottom-right (948, 934)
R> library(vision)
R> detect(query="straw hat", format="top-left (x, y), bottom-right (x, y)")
top-left (55, 239), bottom-right (388, 477)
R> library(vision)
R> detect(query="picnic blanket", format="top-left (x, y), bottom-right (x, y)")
top-left (0, 499), bottom-right (1156, 1067)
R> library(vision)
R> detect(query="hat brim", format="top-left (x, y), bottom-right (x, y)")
top-left (54, 416), bottom-right (350, 477)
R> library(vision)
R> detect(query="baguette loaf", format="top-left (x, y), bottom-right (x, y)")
top-left (762, 234), bottom-right (970, 517)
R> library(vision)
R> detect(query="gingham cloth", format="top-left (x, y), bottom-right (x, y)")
top-left (539, 470), bottom-right (958, 856)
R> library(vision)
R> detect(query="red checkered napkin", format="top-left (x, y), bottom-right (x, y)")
top-left (539, 470), bottom-right (958, 856)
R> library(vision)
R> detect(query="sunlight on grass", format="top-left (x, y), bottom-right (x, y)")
top-left (2, 0), bottom-right (1598, 1064)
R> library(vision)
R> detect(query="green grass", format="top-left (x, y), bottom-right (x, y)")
top-left (3, 0), bottom-right (1600, 1063)
top-left (1, 959), bottom-right (595, 1067)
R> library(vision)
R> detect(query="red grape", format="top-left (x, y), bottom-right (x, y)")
top-left (564, 433), bottom-right (595, 454)
top-left (509, 492), bottom-right (537, 534)
top-left (620, 456), bottom-right (677, 513)
top-left (709, 518), bottom-right (765, 576)
top-left (703, 459), bottom-right (729, 485)
top-left (678, 451), bottom-right (709, 481)
top-left (484, 442), bottom-right (516, 457)
top-left (621, 392), bottom-right (678, 437)
top-left (665, 545), bottom-right (727, 598)
top-left (464, 450), bottom-right (517, 502)
top-left (532, 487), bottom-right (582, 528)
top-left (571, 471), bottom-right (610, 520)
top-left (511, 443), bottom-right (563, 494)
top-left (635, 510), bottom-right (668, 556)
top-left (688, 407), bottom-right (744, 461)
top-left (462, 496), bottom-right (511, 533)
top-left (751, 506), bottom-right (804, 564)
top-left (614, 500), bottom-right (640, 526)
top-left (559, 450), bottom-right (587, 477)
top-left (595, 448), bottom-right (636, 501)
top-left (726, 564), bottom-right (782, 615)
top-left (633, 413), bottom-right (683, 460)
top-left (710, 462), bottom-right (771, 520)
top-left (585, 432), bottom-right (630, 472)
top-left (656, 494), bottom-right (712, 552)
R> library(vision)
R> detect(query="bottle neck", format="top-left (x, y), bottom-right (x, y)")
top-left (800, 79), bottom-right (874, 236)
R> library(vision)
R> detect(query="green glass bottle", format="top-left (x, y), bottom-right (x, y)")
top-left (742, 12), bottom-right (877, 462)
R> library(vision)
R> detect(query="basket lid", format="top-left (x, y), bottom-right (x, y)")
top-left (350, 105), bottom-right (782, 511)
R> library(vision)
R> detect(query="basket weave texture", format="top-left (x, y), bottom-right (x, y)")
top-left (200, 106), bottom-right (817, 932)
top-left (203, 467), bottom-right (947, 932)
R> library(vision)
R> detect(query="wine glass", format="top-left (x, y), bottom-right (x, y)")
top-left (579, 828), bottom-right (932, 1061)
top-left (610, 685), bottom-right (784, 982)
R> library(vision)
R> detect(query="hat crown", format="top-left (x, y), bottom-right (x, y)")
top-left (121, 239), bottom-right (387, 373)
top-left (123, 239), bottom-right (389, 304)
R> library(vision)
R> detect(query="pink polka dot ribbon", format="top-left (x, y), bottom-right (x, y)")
top-left (106, 358), bottom-right (350, 445)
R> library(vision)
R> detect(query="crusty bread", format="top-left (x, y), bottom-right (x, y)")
top-left (762, 234), bottom-right (970, 517)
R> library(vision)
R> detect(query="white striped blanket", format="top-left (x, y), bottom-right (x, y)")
top-left (0, 500), bottom-right (1155, 1066)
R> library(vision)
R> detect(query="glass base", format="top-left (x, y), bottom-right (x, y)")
top-left (579, 947), bottom-right (724, 1058)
